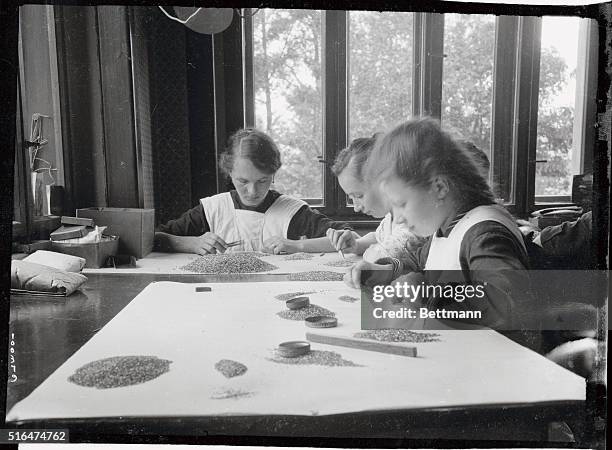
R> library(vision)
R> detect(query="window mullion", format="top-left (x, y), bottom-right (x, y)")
top-left (425, 13), bottom-right (444, 119)
top-left (242, 8), bottom-right (255, 128)
top-left (572, 18), bottom-right (598, 176)
top-left (416, 12), bottom-right (444, 119)
top-left (514, 16), bottom-right (542, 216)
top-left (412, 13), bottom-right (423, 116)
top-left (322, 10), bottom-right (347, 215)
top-left (491, 16), bottom-right (519, 205)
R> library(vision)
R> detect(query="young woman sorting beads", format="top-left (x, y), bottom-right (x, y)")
top-left (155, 129), bottom-right (352, 255)
top-left (326, 134), bottom-right (425, 263)
top-left (345, 117), bottom-right (531, 330)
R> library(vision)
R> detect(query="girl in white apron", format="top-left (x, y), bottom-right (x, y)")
top-left (343, 118), bottom-right (530, 330)
top-left (155, 129), bottom-right (352, 254)
top-left (326, 135), bottom-right (425, 263)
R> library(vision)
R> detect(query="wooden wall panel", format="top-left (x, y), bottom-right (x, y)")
top-left (129, 6), bottom-right (155, 210)
top-left (97, 6), bottom-right (139, 208)
top-left (55, 5), bottom-right (107, 211)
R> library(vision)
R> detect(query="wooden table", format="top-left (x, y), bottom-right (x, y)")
top-left (6, 265), bottom-right (590, 445)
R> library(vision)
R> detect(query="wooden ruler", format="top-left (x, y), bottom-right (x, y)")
top-left (306, 332), bottom-right (417, 357)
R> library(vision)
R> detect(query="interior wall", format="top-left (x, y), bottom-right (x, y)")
top-left (186, 29), bottom-right (217, 207)
top-left (130, 6), bottom-right (240, 224)
top-left (97, 6), bottom-right (139, 209)
top-left (55, 5), bottom-right (107, 212)
top-left (130, 7), bottom-right (193, 224)
top-left (147, 8), bottom-right (192, 224)
top-left (55, 5), bottom-right (139, 211)
top-left (19, 6), bottom-right (64, 215)
top-left (54, 5), bottom-right (222, 225)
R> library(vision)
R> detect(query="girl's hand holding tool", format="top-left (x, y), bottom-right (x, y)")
top-left (343, 260), bottom-right (394, 289)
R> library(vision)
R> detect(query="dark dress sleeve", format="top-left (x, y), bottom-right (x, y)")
top-left (452, 221), bottom-right (532, 331)
top-left (535, 211), bottom-right (593, 269)
top-left (286, 206), bottom-right (353, 239)
top-left (460, 221), bottom-right (529, 272)
top-left (156, 204), bottom-right (210, 236)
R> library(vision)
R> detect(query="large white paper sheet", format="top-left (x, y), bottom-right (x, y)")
top-left (84, 252), bottom-right (359, 275)
top-left (7, 281), bottom-right (585, 422)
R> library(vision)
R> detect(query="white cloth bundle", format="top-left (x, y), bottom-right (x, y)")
top-left (23, 250), bottom-right (85, 273)
top-left (11, 260), bottom-right (88, 296)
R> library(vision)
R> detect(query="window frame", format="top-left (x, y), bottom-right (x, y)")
top-left (240, 8), bottom-right (598, 222)
top-left (533, 17), bottom-right (598, 206)
top-left (324, 10), bottom-right (354, 219)
top-left (491, 15), bottom-right (519, 207)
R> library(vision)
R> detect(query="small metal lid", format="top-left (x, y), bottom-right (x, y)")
top-left (286, 296), bottom-right (310, 310)
top-left (305, 315), bottom-right (338, 328)
top-left (277, 341), bottom-right (311, 358)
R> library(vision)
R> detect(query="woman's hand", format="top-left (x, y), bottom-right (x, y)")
top-left (326, 228), bottom-right (359, 254)
top-left (344, 260), bottom-right (394, 289)
top-left (190, 232), bottom-right (228, 255)
top-left (263, 236), bottom-right (300, 255)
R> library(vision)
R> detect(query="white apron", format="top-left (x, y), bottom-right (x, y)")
top-left (201, 192), bottom-right (306, 252)
top-left (424, 204), bottom-right (526, 271)
top-left (363, 213), bottom-right (423, 263)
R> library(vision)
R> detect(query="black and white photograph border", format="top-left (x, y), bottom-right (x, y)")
top-left (0, 0), bottom-right (609, 448)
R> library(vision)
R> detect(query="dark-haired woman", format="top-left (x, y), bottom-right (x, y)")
top-left (155, 129), bottom-right (352, 255)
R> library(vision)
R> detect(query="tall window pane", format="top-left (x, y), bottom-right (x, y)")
top-left (348, 11), bottom-right (413, 141)
top-left (253, 9), bottom-right (323, 200)
top-left (442, 14), bottom-right (496, 164)
top-left (536, 16), bottom-right (581, 197)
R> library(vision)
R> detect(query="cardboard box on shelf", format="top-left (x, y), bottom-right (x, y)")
top-left (76, 208), bottom-right (154, 258)
top-left (51, 236), bottom-right (119, 268)
top-left (50, 225), bottom-right (91, 241)
top-left (61, 216), bottom-right (95, 227)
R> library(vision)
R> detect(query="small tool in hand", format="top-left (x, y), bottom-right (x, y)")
top-left (226, 240), bottom-right (242, 248)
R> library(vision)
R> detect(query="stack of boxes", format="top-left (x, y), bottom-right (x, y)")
top-left (47, 208), bottom-right (154, 268)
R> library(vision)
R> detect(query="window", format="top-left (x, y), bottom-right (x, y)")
top-left (348, 11), bottom-right (414, 141)
top-left (345, 11), bottom-right (414, 209)
top-left (535, 16), bottom-right (581, 199)
top-left (252, 9), bottom-right (323, 201)
top-left (246, 11), bottom-right (596, 219)
top-left (442, 14), bottom-right (496, 165)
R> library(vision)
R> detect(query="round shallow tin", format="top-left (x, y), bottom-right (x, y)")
top-left (286, 296), bottom-right (310, 310)
top-left (277, 341), bottom-right (311, 358)
top-left (305, 315), bottom-right (338, 328)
